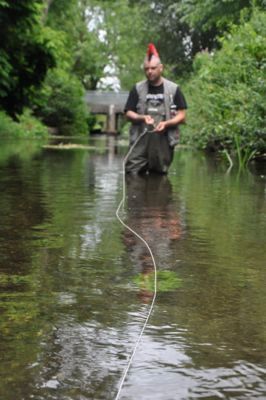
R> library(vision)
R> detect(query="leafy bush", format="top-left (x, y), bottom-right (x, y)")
top-left (0, 111), bottom-right (18, 136)
top-left (0, 1), bottom-right (56, 116)
top-left (36, 69), bottom-right (89, 136)
top-left (182, 9), bottom-right (266, 165)
top-left (18, 109), bottom-right (49, 138)
top-left (0, 109), bottom-right (48, 138)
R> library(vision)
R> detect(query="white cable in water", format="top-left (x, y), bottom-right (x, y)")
top-left (115, 130), bottom-right (158, 400)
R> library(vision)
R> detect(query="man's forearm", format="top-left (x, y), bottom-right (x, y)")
top-left (126, 110), bottom-right (145, 123)
top-left (125, 110), bottom-right (154, 125)
top-left (166, 110), bottom-right (186, 127)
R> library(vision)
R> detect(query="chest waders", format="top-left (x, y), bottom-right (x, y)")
top-left (126, 79), bottom-right (179, 174)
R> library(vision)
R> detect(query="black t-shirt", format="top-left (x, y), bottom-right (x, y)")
top-left (124, 81), bottom-right (187, 112)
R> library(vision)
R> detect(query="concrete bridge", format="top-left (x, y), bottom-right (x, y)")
top-left (85, 90), bottom-right (129, 134)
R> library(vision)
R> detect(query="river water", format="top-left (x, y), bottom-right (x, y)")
top-left (0, 136), bottom-right (265, 400)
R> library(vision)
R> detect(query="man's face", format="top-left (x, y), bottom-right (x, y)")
top-left (144, 57), bottom-right (163, 85)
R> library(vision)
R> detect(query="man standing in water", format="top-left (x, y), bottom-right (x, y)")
top-left (124, 43), bottom-right (187, 174)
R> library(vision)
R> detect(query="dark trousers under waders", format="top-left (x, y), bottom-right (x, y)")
top-left (125, 130), bottom-right (174, 175)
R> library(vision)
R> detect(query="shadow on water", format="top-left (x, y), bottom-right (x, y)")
top-left (0, 138), bottom-right (265, 400)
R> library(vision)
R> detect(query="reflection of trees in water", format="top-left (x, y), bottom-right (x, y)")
top-left (123, 174), bottom-right (183, 303)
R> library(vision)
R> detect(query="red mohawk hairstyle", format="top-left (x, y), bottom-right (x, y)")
top-left (147, 43), bottom-right (160, 61)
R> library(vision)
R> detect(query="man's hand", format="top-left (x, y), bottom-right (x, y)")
top-left (154, 121), bottom-right (167, 133)
top-left (144, 115), bottom-right (155, 126)
top-left (154, 110), bottom-right (187, 133)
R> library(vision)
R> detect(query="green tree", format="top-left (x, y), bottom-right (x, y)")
top-left (179, 0), bottom-right (265, 35)
top-left (182, 9), bottom-right (266, 166)
top-left (34, 0), bottom-right (93, 134)
top-left (45, 0), bottom-right (109, 89)
top-left (0, 1), bottom-right (56, 116)
top-left (37, 69), bottom-right (88, 135)
top-left (129, 0), bottom-right (193, 78)
top-left (44, 0), bottom-right (151, 90)
top-left (91, 0), bottom-right (149, 89)
top-left (129, 0), bottom-right (265, 78)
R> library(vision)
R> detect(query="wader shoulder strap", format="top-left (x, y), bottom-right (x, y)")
top-left (128, 80), bottom-right (147, 144)
top-left (162, 79), bottom-right (180, 147)
top-left (162, 79), bottom-right (178, 120)
top-left (135, 80), bottom-right (148, 114)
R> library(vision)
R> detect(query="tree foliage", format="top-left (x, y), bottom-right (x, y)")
top-left (45, 0), bottom-right (109, 89)
top-left (36, 69), bottom-right (88, 135)
top-left (129, 0), bottom-right (265, 78)
top-left (0, 1), bottom-right (56, 116)
top-left (182, 9), bottom-right (266, 164)
top-left (89, 0), bottom-right (149, 89)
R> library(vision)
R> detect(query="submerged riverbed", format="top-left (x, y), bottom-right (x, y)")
top-left (0, 136), bottom-right (265, 400)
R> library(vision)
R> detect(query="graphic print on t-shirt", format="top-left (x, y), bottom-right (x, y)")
top-left (145, 93), bottom-right (166, 127)
top-left (146, 93), bottom-right (164, 102)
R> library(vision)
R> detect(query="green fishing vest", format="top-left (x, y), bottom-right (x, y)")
top-left (129, 78), bottom-right (180, 147)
